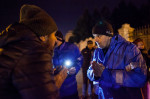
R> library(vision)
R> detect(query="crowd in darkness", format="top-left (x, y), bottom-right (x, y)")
top-left (0, 3), bottom-right (149, 99)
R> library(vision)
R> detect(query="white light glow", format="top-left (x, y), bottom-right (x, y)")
top-left (65, 60), bottom-right (72, 67)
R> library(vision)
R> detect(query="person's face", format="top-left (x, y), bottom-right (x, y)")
top-left (137, 41), bottom-right (144, 49)
top-left (48, 31), bottom-right (57, 50)
top-left (93, 34), bottom-right (112, 49)
top-left (87, 43), bottom-right (94, 50)
top-left (40, 31), bottom-right (57, 50)
top-left (55, 37), bottom-right (63, 48)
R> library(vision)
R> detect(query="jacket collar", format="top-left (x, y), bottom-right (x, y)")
top-left (55, 42), bottom-right (66, 51)
top-left (110, 34), bottom-right (126, 47)
top-left (99, 34), bottom-right (126, 65)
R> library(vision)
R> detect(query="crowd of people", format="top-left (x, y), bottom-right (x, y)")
top-left (0, 4), bottom-right (149, 99)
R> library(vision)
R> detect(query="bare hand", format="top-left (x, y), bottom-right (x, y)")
top-left (92, 61), bottom-right (105, 77)
top-left (125, 62), bottom-right (137, 72)
top-left (54, 67), bottom-right (68, 88)
top-left (68, 67), bottom-right (76, 75)
top-left (125, 64), bottom-right (131, 72)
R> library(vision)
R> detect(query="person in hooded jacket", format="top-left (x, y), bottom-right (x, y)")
top-left (53, 31), bottom-right (83, 99)
top-left (81, 40), bottom-right (95, 99)
top-left (133, 38), bottom-right (150, 80)
top-left (87, 20), bottom-right (147, 99)
top-left (0, 4), bottom-right (68, 99)
top-left (133, 38), bottom-right (150, 99)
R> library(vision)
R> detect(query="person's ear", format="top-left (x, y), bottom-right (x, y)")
top-left (40, 36), bottom-right (46, 42)
top-left (40, 35), bottom-right (48, 42)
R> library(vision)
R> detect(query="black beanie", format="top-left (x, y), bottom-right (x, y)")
top-left (92, 20), bottom-right (114, 37)
top-left (55, 31), bottom-right (64, 41)
top-left (19, 4), bottom-right (58, 37)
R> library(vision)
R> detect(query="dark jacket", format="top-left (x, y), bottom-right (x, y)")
top-left (140, 49), bottom-right (150, 81)
top-left (87, 35), bottom-right (147, 99)
top-left (0, 23), bottom-right (59, 99)
top-left (81, 47), bottom-right (94, 76)
top-left (53, 42), bottom-right (83, 97)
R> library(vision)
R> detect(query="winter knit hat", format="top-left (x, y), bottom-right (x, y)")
top-left (19, 4), bottom-right (58, 37)
top-left (55, 31), bottom-right (64, 41)
top-left (92, 20), bottom-right (114, 37)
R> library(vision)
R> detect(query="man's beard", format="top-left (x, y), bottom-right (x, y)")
top-left (42, 40), bottom-right (54, 54)
top-left (44, 40), bottom-right (54, 50)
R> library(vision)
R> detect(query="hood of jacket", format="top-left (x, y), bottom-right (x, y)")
top-left (0, 23), bottom-right (40, 48)
top-left (110, 34), bottom-right (127, 48)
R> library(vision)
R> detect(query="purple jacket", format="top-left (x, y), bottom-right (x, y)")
top-left (53, 42), bottom-right (83, 97)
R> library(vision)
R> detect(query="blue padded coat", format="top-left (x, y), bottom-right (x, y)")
top-left (53, 42), bottom-right (83, 97)
top-left (87, 35), bottom-right (147, 99)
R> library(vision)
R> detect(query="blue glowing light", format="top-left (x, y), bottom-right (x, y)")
top-left (64, 60), bottom-right (72, 67)
top-left (99, 21), bottom-right (103, 24)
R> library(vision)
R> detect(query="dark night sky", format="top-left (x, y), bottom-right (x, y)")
top-left (0, 0), bottom-right (148, 35)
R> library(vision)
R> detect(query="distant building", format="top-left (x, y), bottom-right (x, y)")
top-left (118, 23), bottom-right (134, 41)
top-left (118, 23), bottom-right (150, 49)
top-left (131, 25), bottom-right (150, 49)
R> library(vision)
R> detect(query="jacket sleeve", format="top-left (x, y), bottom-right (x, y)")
top-left (122, 45), bottom-right (147, 87)
top-left (87, 49), bottom-right (99, 81)
top-left (73, 45), bottom-right (83, 74)
top-left (12, 47), bottom-right (59, 99)
top-left (102, 45), bottom-right (146, 88)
